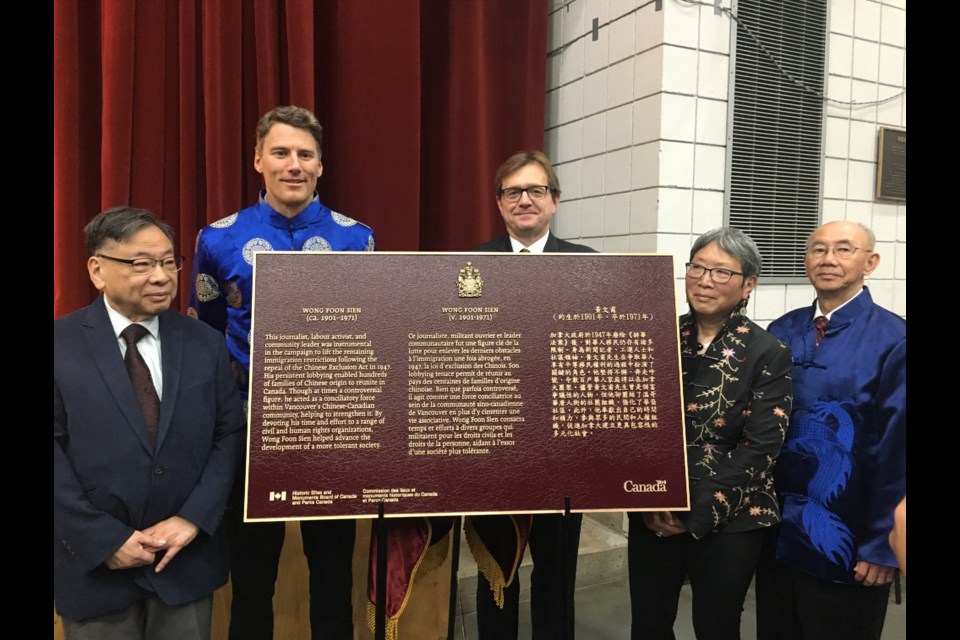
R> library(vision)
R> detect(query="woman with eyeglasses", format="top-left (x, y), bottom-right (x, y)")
top-left (627, 227), bottom-right (794, 640)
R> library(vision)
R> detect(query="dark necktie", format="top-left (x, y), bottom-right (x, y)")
top-left (120, 324), bottom-right (160, 447)
top-left (814, 315), bottom-right (829, 347)
top-left (519, 248), bottom-right (530, 253)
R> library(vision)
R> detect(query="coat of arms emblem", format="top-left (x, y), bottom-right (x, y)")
top-left (457, 261), bottom-right (483, 298)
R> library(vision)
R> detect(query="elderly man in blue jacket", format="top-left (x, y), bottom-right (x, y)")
top-left (756, 221), bottom-right (906, 640)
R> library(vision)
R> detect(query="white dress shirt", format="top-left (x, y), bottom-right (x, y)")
top-left (104, 297), bottom-right (163, 397)
top-left (814, 286), bottom-right (864, 321)
top-left (509, 233), bottom-right (550, 254)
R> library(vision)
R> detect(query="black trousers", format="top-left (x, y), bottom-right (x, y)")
top-left (476, 512), bottom-right (583, 640)
top-left (627, 514), bottom-right (764, 640)
top-left (755, 535), bottom-right (890, 640)
top-left (226, 487), bottom-right (355, 640)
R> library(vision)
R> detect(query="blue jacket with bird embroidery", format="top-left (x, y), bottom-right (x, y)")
top-left (769, 287), bottom-right (906, 583)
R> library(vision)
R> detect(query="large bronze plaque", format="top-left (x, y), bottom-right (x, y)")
top-left (245, 253), bottom-right (688, 520)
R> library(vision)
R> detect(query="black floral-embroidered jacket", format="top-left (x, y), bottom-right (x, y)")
top-left (677, 311), bottom-right (793, 539)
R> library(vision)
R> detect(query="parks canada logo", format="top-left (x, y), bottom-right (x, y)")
top-left (623, 479), bottom-right (667, 493)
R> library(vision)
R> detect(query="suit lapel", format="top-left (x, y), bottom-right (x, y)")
top-left (157, 312), bottom-right (182, 451)
top-left (80, 297), bottom-right (155, 454)
top-left (543, 233), bottom-right (559, 253)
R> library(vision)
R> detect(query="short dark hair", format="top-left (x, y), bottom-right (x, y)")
top-left (689, 227), bottom-right (762, 278)
top-left (84, 206), bottom-right (174, 256)
top-left (256, 105), bottom-right (323, 156)
top-left (494, 150), bottom-right (561, 198)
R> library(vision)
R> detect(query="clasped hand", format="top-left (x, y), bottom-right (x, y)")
top-left (105, 516), bottom-right (199, 573)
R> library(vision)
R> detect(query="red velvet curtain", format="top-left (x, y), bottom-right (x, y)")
top-left (53, 0), bottom-right (547, 318)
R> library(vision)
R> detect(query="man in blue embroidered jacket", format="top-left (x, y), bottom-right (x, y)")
top-left (756, 221), bottom-right (906, 640)
top-left (189, 105), bottom-right (375, 640)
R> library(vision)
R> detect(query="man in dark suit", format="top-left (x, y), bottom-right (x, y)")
top-left (473, 150), bottom-right (597, 256)
top-left (54, 206), bottom-right (245, 639)
top-left (470, 151), bottom-right (595, 640)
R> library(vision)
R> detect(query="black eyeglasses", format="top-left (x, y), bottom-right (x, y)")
top-left (685, 262), bottom-right (745, 284)
top-left (97, 254), bottom-right (185, 274)
top-left (498, 185), bottom-right (553, 203)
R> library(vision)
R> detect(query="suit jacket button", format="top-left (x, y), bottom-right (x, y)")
top-left (154, 465), bottom-right (165, 475)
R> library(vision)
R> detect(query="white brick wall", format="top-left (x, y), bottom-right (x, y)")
top-left (545, 0), bottom-right (906, 326)
top-left (815, 0), bottom-right (907, 321)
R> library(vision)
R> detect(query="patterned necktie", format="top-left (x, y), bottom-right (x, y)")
top-left (120, 324), bottom-right (160, 447)
top-left (814, 315), bottom-right (829, 347)
top-left (519, 248), bottom-right (530, 253)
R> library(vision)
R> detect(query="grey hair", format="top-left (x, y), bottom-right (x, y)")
top-left (689, 227), bottom-right (762, 278)
top-left (84, 206), bottom-right (174, 255)
top-left (806, 221), bottom-right (876, 249)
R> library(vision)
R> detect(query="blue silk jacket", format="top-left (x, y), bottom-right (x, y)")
top-left (768, 288), bottom-right (906, 583)
top-left (188, 192), bottom-right (375, 388)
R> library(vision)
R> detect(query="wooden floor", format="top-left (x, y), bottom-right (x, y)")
top-left (55, 520), bottom-right (455, 640)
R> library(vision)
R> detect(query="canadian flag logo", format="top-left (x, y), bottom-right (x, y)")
top-left (269, 491), bottom-right (287, 501)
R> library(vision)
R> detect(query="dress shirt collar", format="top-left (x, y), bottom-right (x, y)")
top-left (509, 232), bottom-right (550, 254)
top-left (814, 286), bottom-right (864, 321)
top-left (103, 296), bottom-right (160, 340)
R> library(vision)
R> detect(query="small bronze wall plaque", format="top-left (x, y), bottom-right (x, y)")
top-left (876, 126), bottom-right (906, 202)
top-left (245, 252), bottom-right (689, 520)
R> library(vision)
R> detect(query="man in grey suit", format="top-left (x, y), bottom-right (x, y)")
top-left (470, 151), bottom-right (595, 640)
top-left (54, 206), bottom-right (245, 640)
